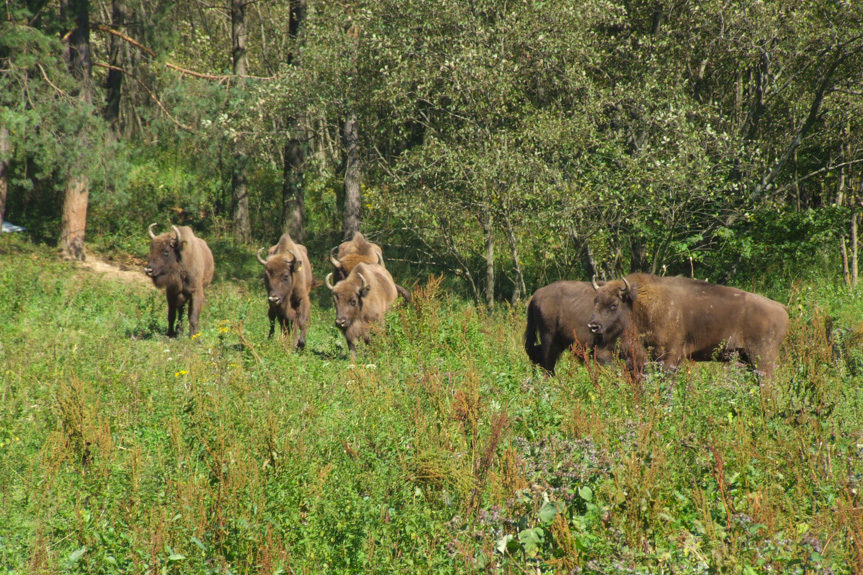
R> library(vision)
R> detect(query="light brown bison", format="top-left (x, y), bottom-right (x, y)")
top-left (145, 223), bottom-right (215, 337)
top-left (325, 262), bottom-right (402, 354)
top-left (524, 281), bottom-right (616, 375)
top-left (256, 233), bottom-right (313, 349)
top-left (329, 231), bottom-right (411, 301)
top-left (588, 273), bottom-right (789, 377)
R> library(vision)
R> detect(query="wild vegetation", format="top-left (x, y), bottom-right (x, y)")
top-left (1, 236), bottom-right (862, 574)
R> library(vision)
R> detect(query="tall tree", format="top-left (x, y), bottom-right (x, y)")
top-left (282, 0), bottom-right (308, 241)
top-left (59, 0), bottom-right (93, 261)
top-left (0, 124), bottom-right (8, 228)
top-left (103, 0), bottom-right (125, 132)
top-left (342, 112), bottom-right (361, 239)
top-left (231, 0), bottom-right (251, 243)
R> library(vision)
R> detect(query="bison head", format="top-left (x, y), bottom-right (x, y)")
top-left (588, 276), bottom-right (637, 340)
top-left (145, 224), bottom-right (183, 286)
top-left (326, 271), bottom-right (370, 331)
top-left (257, 247), bottom-right (302, 306)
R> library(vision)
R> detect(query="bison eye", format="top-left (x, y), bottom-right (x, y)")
top-left (282, 274), bottom-right (290, 281)
top-left (349, 298), bottom-right (357, 307)
top-left (608, 304), bottom-right (617, 311)
top-left (162, 250), bottom-right (169, 256)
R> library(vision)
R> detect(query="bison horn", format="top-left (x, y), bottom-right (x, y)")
top-left (325, 273), bottom-right (335, 290)
top-left (329, 247), bottom-right (341, 268)
top-left (376, 250), bottom-right (383, 265)
top-left (591, 275), bottom-right (600, 291)
top-left (358, 272), bottom-right (367, 293)
top-left (256, 247), bottom-right (268, 265)
top-left (286, 248), bottom-right (297, 261)
top-left (620, 277), bottom-right (631, 296)
top-left (148, 223), bottom-right (159, 239)
top-left (171, 225), bottom-right (182, 245)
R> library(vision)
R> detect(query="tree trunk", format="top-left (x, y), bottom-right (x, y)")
top-left (230, 0), bottom-right (251, 242)
top-left (231, 0), bottom-right (248, 77)
top-left (480, 207), bottom-right (494, 308)
top-left (283, 116), bottom-right (307, 241)
top-left (104, 0), bottom-right (125, 131)
top-left (501, 206), bottom-right (525, 303)
top-left (342, 112), bottom-right (361, 239)
top-left (0, 125), bottom-right (8, 227)
top-left (232, 154), bottom-right (251, 243)
top-left (59, 0), bottom-right (92, 260)
top-left (853, 212), bottom-right (859, 289)
top-left (60, 176), bottom-right (90, 260)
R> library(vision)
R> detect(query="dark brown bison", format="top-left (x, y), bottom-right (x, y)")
top-left (145, 223), bottom-right (215, 337)
top-left (256, 233), bottom-right (313, 349)
top-left (325, 262), bottom-right (402, 354)
top-left (588, 273), bottom-right (789, 377)
top-left (329, 231), bottom-right (411, 301)
top-left (524, 281), bottom-right (616, 375)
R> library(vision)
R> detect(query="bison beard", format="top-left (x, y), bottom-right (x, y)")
top-left (588, 273), bottom-right (789, 378)
top-left (524, 281), bottom-right (616, 375)
top-left (326, 262), bottom-right (399, 354)
top-left (145, 224), bottom-right (215, 337)
top-left (256, 232), bottom-right (313, 349)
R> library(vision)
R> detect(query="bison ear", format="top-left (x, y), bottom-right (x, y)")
top-left (294, 262), bottom-right (303, 273)
top-left (621, 282), bottom-right (638, 303)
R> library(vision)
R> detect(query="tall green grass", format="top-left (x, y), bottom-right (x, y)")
top-left (1, 237), bottom-right (862, 574)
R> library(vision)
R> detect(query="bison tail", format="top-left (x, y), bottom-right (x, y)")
top-left (396, 285), bottom-right (412, 303)
top-left (309, 278), bottom-right (324, 290)
top-left (524, 297), bottom-right (542, 364)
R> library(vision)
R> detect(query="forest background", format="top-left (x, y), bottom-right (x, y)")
top-left (2, 0), bottom-right (862, 298)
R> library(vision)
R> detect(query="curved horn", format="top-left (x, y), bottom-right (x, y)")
top-left (358, 272), bottom-right (367, 292)
top-left (325, 273), bottom-right (335, 290)
top-left (171, 225), bottom-right (182, 244)
top-left (256, 247), bottom-right (268, 265)
top-left (148, 223), bottom-right (159, 239)
top-left (286, 248), bottom-right (297, 261)
top-left (620, 277), bottom-right (631, 296)
top-left (591, 275), bottom-right (600, 291)
top-left (376, 250), bottom-right (383, 265)
top-left (329, 246), bottom-right (341, 268)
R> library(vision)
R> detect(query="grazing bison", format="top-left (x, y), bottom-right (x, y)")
top-left (256, 233), bottom-right (313, 349)
top-left (588, 273), bottom-right (789, 377)
top-left (330, 231), bottom-right (411, 301)
top-left (325, 262), bottom-right (402, 354)
top-left (145, 223), bottom-right (215, 337)
top-left (524, 281), bottom-right (616, 375)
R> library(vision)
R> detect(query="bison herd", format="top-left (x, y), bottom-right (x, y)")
top-left (145, 225), bottom-right (409, 354)
top-left (145, 224), bottom-right (789, 375)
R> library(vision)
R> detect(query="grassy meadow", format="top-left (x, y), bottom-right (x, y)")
top-left (1, 235), bottom-right (863, 574)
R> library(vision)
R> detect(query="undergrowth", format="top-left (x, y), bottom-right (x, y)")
top-left (0, 239), bottom-right (862, 574)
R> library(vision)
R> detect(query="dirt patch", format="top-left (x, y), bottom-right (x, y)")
top-left (78, 254), bottom-right (150, 285)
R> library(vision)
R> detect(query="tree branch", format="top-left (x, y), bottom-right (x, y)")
top-left (93, 62), bottom-right (194, 132)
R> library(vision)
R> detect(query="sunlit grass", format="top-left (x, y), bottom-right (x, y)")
top-left (1, 240), bottom-right (861, 574)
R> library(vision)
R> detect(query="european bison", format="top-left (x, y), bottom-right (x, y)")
top-left (588, 273), bottom-right (789, 377)
top-left (330, 231), bottom-right (411, 301)
top-left (329, 231), bottom-right (384, 283)
top-left (325, 262), bottom-right (401, 354)
top-left (145, 223), bottom-right (215, 337)
top-left (256, 233), bottom-right (312, 349)
top-left (524, 281), bottom-right (616, 375)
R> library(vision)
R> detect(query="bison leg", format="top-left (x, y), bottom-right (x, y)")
top-left (166, 297), bottom-right (179, 338)
top-left (295, 298), bottom-right (310, 351)
top-left (187, 291), bottom-right (204, 337)
top-left (538, 332), bottom-right (562, 375)
top-left (267, 307), bottom-right (277, 338)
